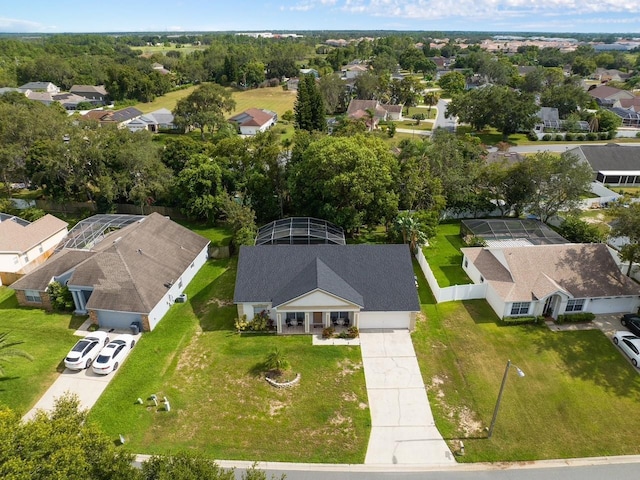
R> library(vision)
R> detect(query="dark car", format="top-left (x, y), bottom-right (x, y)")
top-left (621, 314), bottom-right (640, 337)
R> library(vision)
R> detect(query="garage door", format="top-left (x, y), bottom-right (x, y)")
top-left (96, 310), bottom-right (142, 330)
top-left (359, 311), bottom-right (410, 330)
top-left (589, 298), bottom-right (638, 315)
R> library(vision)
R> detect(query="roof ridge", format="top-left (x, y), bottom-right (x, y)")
top-left (112, 244), bottom-right (151, 311)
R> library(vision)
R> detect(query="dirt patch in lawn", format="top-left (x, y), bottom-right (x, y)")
top-left (429, 374), bottom-right (483, 436)
top-left (338, 359), bottom-right (362, 376)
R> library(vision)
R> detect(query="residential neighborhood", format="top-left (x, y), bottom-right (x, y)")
top-left (2, 21), bottom-right (640, 478)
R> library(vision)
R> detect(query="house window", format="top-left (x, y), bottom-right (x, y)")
top-left (38, 244), bottom-right (44, 254)
top-left (25, 290), bottom-right (41, 303)
top-left (178, 278), bottom-right (183, 289)
top-left (565, 299), bottom-right (585, 312)
top-left (510, 302), bottom-right (530, 315)
top-left (286, 312), bottom-right (305, 322)
top-left (190, 262), bottom-right (195, 269)
top-left (464, 259), bottom-right (468, 268)
top-left (22, 254), bottom-right (29, 263)
top-left (330, 311), bottom-right (349, 320)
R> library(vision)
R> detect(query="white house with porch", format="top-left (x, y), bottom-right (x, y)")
top-left (234, 244), bottom-right (420, 333)
top-left (461, 243), bottom-right (640, 319)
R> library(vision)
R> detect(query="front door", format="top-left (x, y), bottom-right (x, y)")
top-left (313, 312), bottom-right (323, 328)
top-left (543, 296), bottom-right (556, 318)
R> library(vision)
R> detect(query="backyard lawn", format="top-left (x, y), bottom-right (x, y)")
top-left (0, 288), bottom-right (85, 414)
top-left (89, 258), bottom-right (370, 463)
top-left (422, 222), bottom-right (471, 287)
top-left (412, 262), bottom-right (640, 462)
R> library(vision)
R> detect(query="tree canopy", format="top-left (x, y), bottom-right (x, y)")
top-left (173, 83), bottom-right (236, 139)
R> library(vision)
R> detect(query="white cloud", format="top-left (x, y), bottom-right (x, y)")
top-left (0, 16), bottom-right (54, 32)
top-left (287, 0), bottom-right (640, 21)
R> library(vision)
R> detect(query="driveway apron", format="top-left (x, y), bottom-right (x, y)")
top-left (360, 329), bottom-right (456, 465)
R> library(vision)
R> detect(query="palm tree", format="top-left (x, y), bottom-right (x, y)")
top-left (264, 347), bottom-right (290, 376)
top-left (394, 213), bottom-right (429, 254)
top-left (424, 91), bottom-right (440, 116)
top-left (0, 332), bottom-right (33, 376)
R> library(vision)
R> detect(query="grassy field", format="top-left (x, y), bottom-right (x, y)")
top-left (133, 44), bottom-right (207, 56)
top-left (0, 288), bottom-right (85, 414)
top-left (134, 85), bottom-right (296, 121)
top-left (422, 222), bottom-right (471, 287)
top-left (175, 220), bottom-right (233, 247)
top-left (410, 273), bottom-right (640, 461)
top-left (89, 258), bottom-right (370, 463)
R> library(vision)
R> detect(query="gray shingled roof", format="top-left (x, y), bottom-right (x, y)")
top-left (234, 244), bottom-right (420, 312)
top-left (569, 144), bottom-right (640, 172)
top-left (10, 250), bottom-right (95, 291)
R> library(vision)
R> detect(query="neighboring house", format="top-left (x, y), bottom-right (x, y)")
top-left (152, 63), bottom-right (171, 75)
top-left (346, 99), bottom-right (404, 128)
top-left (0, 87), bottom-right (23, 96)
top-left (25, 91), bottom-right (54, 106)
top-left (11, 213), bottom-right (210, 332)
top-left (69, 85), bottom-right (108, 104)
top-left (127, 108), bottom-right (176, 133)
top-left (18, 82), bottom-right (60, 94)
top-left (82, 107), bottom-right (143, 128)
top-left (341, 63), bottom-right (368, 79)
top-left (587, 85), bottom-right (635, 107)
top-left (300, 68), bottom-right (319, 78)
top-left (286, 77), bottom-right (299, 91)
top-left (615, 97), bottom-right (640, 113)
top-left (534, 107), bottom-right (590, 133)
top-left (0, 213), bottom-right (68, 286)
top-left (229, 108), bottom-right (277, 135)
top-left (461, 243), bottom-right (640, 319)
top-left (52, 92), bottom-right (92, 110)
top-left (591, 68), bottom-right (631, 83)
top-left (570, 144), bottom-right (640, 186)
top-left (234, 244), bottom-right (420, 333)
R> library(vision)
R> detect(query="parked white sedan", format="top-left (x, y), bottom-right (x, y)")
top-left (91, 334), bottom-right (136, 375)
top-left (64, 331), bottom-right (110, 370)
top-left (613, 331), bottom-right (640, 367)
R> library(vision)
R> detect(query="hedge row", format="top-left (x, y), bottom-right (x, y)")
top-left (555, 312), bottom-right (596, 324)
top-left (500, 316), bottom-right (544, 326)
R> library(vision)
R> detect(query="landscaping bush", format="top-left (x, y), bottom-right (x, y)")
top-left (576, 134), bottom-right (585, 141)
top-left (556, 312), bottom-right (595, 324)
top-left (234, 311), bottom-right (272, 332)
top-left (347, 326), bottom-right (359, 338)
top-left (542, 134), bottom-right (552, 141)
top-left (322, 326), bottom-right (335, 339)
top-left (500, 316), bottom-right (542, 326)
top-left (553, 134), bottom-right (564, 141)
top-left (586, 132), bottom-right (598, 141)
top-left (598, 131), bottom-right (610, 140)
top-left (527, 130), bottom-right (538, 141)
top-left (564, 133), bottom-right (574, 141)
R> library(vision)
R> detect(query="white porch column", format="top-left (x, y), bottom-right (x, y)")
top-left (305, 313), bottom-right (310, 333)
top-left (276, 313), bottom-right (282, 334)
top-left (354, 312), bottom-right (360, 328)
top-left (325, 312), bottom-right (330, 328)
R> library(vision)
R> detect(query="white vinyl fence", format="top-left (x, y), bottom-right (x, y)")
top-left (416, 249), bottom-right (487, 303)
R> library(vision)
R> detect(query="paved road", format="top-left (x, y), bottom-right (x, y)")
top-left (502, 142), bottom-right (640, 154)
top-left (434, 98), bottom-right (456, 131)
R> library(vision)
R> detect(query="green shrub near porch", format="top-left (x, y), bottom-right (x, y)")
top-left (556, 312), bottom-right (596, 324)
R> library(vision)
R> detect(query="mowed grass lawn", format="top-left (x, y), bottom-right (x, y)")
top-left (135, 85), bottom-right (296, 119)
top-left (89, 258), bottom-right (370, 463)
top-left (422, 222), bottom-right (471, 287)
top-left (0, 288), bottom-right (85, 414)
top-left (411, 264), bottom-right (640, 461)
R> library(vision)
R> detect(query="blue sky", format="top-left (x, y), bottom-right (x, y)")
top-left (1, 0), bottom-right (639, 34)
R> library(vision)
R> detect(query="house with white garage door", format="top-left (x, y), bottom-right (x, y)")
top-left (11, 213), bottom-right (209, 332)
top-left (234, 244), bottom-right (420, 333)
top-left (461, 243), bottom-right (640, 319)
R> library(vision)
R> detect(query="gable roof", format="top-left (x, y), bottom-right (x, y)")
top-left (229, 108), bottom-right (276, 127)
top-left (462, 243), bottom-right (640, 302)
top-left (70, 85), bottom-right (107, 95)
top-left (568, 144), bottom-right (640, 172)
top-left (0, 214), bottom-right (67, 253)
top-left (234, 244), bottom-right (419, 312)
top-left (588, 85), bottom-right (635, 102)
top-left (67, 213), bottom-right (210, 313)
top-left (10, 249), bottom-right (95, 291)
top-left (82, 107), bottom-right (142, 124)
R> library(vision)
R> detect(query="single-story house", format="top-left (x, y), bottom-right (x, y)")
top-left (11, 213), bottom-right (210, 332)
top-left (461, 243), bottom-right (640, 319)
top-left (234, 244), bottom-right (420, 333)
top-left (69, 85), bottom-right (108, 104)
top-left (18, 82), bottom-right (60, 94)
top-left (341, 63), bottom-right (368, 79)
top-left (346, 100), bottom-right (404, 128)
top-left (229, 108), bottom-right (277, 135)
top-left (587, 85), bottom-right (636, 107)
top-left (82, 107), bottom-right (143, 128)
top-left (569, 144), bottom-right (640, 186)
top-left (51, 92), bottom-right (92, 110)
top-left (127, 108), bottom-right (176, 133)
top-left (0, 213), bottom-right (68, 286)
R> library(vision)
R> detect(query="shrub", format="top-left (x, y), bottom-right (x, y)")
top-left (542, 134), bottom-right (552, 141)
top-left (322, 326), bottom-right (335, 339)
top-left (527, 130), bottom-right (538, 141)
top-left (48, 281), bottom-right (74, 312)
top-left (235, 311), bottom-right (271, 332)
top-left (598, 131), bottom-right (610, 140)
top-left (564, 133), bottom-right (574, 141)
top-left (554, 134), bottom-right (564, 141)
top-left (556, 312), bottom-right (595, 324)
top-left (347, 326), bottom-right (359, 338)
top-left (586, 132), bottom-right (598, 141)
top-left (636, 132), bottom-right (640, 138)
top-left (500, 316), bottom-right (541, 326)
top-left (576, 134), bottom-right (585, 141)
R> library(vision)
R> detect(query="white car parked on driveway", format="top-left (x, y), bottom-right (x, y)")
top-left (613, 331), bottom-right (640, 367)
top-left (64, 331), bottom-right (110, 370)
top-left (92, 334), bottom-right (136, 375)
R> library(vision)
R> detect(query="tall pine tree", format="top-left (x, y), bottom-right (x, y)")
top-left (294, 74), bottom-right (326, 132)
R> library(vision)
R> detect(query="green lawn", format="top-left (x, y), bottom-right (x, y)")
top-left (0, 288), bottom-right (85, 414)
top-left (422, 222), bottom-right (471, 287)
top-left (175, 220), bottom-right (233, 247)
top-left (411, 266), bottom-right (640, 462)
top-left (89, 258), bottom-right (370, 463)
top-left (230, 86), bottom-right (296, 118)
top-left (134, 85), bottom-right (199, 113)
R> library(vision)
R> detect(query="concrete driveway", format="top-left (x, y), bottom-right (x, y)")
top-left (22, 320), bottom-right (140, 422)
top-left (360, 330), bottom-right (456, 466)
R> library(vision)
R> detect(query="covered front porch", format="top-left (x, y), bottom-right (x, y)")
top-left (276, 310), bottom-right (359, 335)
